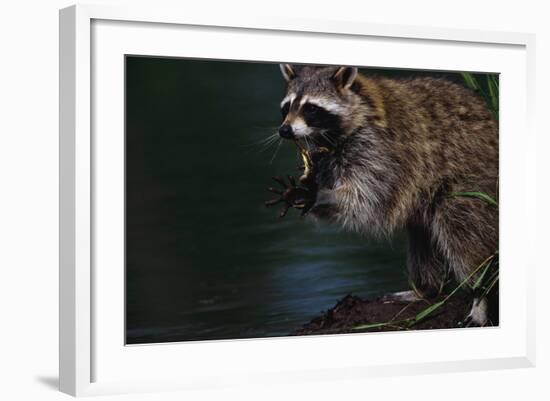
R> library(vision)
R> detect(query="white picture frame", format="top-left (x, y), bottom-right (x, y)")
top-left (59, 4), bottom-right (536, 397)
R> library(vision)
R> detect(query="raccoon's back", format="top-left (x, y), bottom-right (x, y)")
top-left (378, 77), bottom-right (498, 193)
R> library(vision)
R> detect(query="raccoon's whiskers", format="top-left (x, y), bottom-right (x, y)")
top-left (269, 139), bottom-right (283, 164)
top-left (253, 133), bottom-right (279, 147)
top-left (260, 135), bottom-right (280, 150)
top-left (303, 135), bottom-right (312, 154)
top-left (243, 129), bottom-right (279, 149)
top-left (319, 131), bottom-right (336, 147)
top-left (245, 132), bottom-right (280, 155)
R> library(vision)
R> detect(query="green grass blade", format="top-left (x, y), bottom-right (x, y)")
top-left (445, 253), bottom-right (497, 299)
top-left (448, 191), bottom-right (498, 207)
top-left (487, 75), bottom-right (499, 115)
top-left (461, 73), bottom-right (499, 120)
top-left (472, 259), bottom-right (492, 290)
top-left (461, 72), bottom-right (479, 90)
top-left (413, 301), bottom-right (444, 323)
top-left (481, 277), bottom-right (499, 299)
top-left (352, 322), bottom-right (392, 330)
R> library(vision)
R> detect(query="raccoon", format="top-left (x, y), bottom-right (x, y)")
top-left (270, 64), bottom-right (498, 326)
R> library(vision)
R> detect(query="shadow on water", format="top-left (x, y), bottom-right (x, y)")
top-left (125, 57), bottom-right (418, 344)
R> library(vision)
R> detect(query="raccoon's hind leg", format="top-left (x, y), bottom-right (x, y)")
top-left (431, 195), bottom-right (498, 326)
top-left (382, 222), bottom-right (444, 303)
top-left (405, 222), bottom-right (446, 300)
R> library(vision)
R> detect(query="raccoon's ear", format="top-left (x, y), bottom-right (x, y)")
top-left (280, 64), bottom-right (297, 82)
top-left (332, 66), bottom-right (358, 90)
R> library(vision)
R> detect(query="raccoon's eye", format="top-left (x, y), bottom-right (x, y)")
top-left (302, 103), bottom-right (323, 116)
top-left (281, 102), bottom-right (290, 117)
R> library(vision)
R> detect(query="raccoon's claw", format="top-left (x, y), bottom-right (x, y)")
top-left (279, 204), bottom-right (291, 218)
top-left (287, 175), bottom-right (296, 187)
top-left (271, 176), bottom-right (287, 188)
top-left (266, 187), bottom-right (282, 195)
top-left (264, 175), bottom-right (314, 218)
top-left (264, 198), bottom-right (283, 207)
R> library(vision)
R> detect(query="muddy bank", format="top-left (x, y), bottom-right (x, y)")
top-left (293, 292), bottom-right (497, 335)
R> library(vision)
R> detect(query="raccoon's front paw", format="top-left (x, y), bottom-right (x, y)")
top-left (381, 290), bottom-right (425, 303)
top-left (265, 175), bottom-right (315, 218)
top-left (307, 188), bottom-right (339, 219)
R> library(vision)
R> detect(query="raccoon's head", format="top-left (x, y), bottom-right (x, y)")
top-left (278, 64), bottom-right (363, 148)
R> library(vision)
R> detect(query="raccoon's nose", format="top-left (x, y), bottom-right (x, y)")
top-left (278, 124), bottom-right (294, 139)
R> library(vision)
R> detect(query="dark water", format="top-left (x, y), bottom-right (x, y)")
top-left (125, 57), bottom-right (431, 344)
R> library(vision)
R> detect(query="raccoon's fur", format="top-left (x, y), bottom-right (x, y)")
top-left (277, 64), bottom-right (498, 325)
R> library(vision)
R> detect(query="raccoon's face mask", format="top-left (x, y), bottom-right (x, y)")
top-left (278, 64), bottom-right (358, 149)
